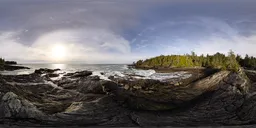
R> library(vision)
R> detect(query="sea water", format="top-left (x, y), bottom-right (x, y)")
top-left (0, 64), bottom-right (191, 81)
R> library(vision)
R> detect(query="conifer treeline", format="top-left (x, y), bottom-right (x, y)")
top-left (135, 50), bottom-right (256, 72)
top-left (0, 58), bottom-right (5, 70)
top-left (0, 58), bottom-right (4, 64)
top-left (236, 54), bottom-right (256, 69)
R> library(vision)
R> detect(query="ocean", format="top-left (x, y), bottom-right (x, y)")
top-left (0, 64), bottom-right (191, 81)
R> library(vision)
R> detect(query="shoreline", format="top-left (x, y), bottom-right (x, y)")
top-left (0, 67), bottom-right (255, 127)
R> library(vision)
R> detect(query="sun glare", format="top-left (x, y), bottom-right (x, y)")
top-left (51, 45), bottom-right (66, 61)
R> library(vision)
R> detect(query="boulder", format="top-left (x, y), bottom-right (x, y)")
top-left (63, 72), bottom-right (75, 77)
top-left (59, 77), bottom-right (104, 94)
top-left (34, 68), bottom-right (61, 74)
top-left (0, 92), bottom-right (45, 119)
top-left (71, 71), bottom-right (93, 78)
top-left (63, 71), bottom-right (93, 78)
top-left (47, 73), bottom-right (60, 78)
top-left (87, 75), bottom-right (100, 80)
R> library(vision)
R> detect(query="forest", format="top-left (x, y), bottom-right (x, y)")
top-left (135, 51), bottom-right (256, 72)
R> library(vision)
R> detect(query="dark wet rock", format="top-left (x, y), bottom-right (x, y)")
top-left (3, 65), bottom-right (30, 71)
top-left (101, 81), bottom-right (120, 93)
top-left (87, 75), bottom-right (100, 80)
top-left (71, 71), bottom-right (93, 78)
top-left (58, 77), bottom-right (104, 94)
top-left (34, 68), bottom-right (60, 74)
top-left (108, 76), bottom-right (115, 80)
top-left (47, 73), bottom-right (60, 78)
top-left (127, 64), bottom-right (135, 69)
top-left (245, 70), bottom-right (256, 82)
top-left (0, 73), bottom-right (46, 83)
top-left (63, 71), bottom-right (93, 78)
top-left (54, 77), bottom-right (74, 86)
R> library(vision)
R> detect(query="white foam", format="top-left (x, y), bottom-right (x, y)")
top-left (2, 64), bottom-right (192, 82)
top-left (91, 68), bottom-right (192, 82)
top-left (44, 80), bottom-right (63, 89)
top-left (146, 72), bottom-right (192, 81)
top-left (133, 69), bottom-right (156, 77)
top-left (122, 65), bottom-right (129, 70)
top-left (124, 69), bottom-right (156, 77)
top-left (17, 71), bottom-right (31, 75)
top-left (92, 71), bottom-right (110, 80)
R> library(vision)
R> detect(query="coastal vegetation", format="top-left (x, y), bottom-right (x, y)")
top-left (0, 58), bottom-right (29, 71)
top-left (0, 58), bottom-right (5, 70)
top-left (135, 50), bottom-right (256, 72)
top-left (236, 54), bottom-right (256, 70)
top-left (0, 58), bottom-right (18, 65)
top-left (4, 61), bottom-right (17, 65)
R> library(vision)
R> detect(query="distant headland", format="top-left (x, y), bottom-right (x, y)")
top-left (133, 50), bottom-right (256, 72)
top-left (0, 58), bottom-right (30, 71)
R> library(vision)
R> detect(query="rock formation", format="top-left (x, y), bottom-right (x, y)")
top-left (0, 68), bottom-right (256, 127)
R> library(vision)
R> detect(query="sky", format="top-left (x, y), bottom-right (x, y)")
top-left (1, 0), bottom-right (256, 64)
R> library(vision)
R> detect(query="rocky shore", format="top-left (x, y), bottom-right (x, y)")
top-left (0, 68), bottom-right (256, 127)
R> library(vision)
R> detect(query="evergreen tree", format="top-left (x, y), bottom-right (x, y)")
top-left (0, 58), bottom-right (5, 70)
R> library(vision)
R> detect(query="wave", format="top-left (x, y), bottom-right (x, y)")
top-left (92, 71), bottom-right (111, 80)
top-left (92, 69), bottom-right (191, 81)
top-left (147, 72), bottom-right (192, 81)
top-left (1, 64), bottom-right (192, 81)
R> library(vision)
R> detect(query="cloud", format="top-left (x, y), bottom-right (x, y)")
top-left (0, 28), bottom-right (137, 63)
top-left (0, 32), bottom-right (36, 60)
top-left (0, 0), bottom-right (165, 63)
top-left (194, 35), bottom-right (256, 57)
top-left (0, 0), bottom-right (160, 63)
top-left (1, 0), bottom-right (256, 63)
top-left (132, 16), bottom-right (256, 57)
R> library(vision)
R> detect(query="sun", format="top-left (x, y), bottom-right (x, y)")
top-left (51, 45), bottom-right (67, 61)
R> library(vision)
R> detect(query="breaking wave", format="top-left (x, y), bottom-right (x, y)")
top-left (1, 64), bottom-right (192, 81)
